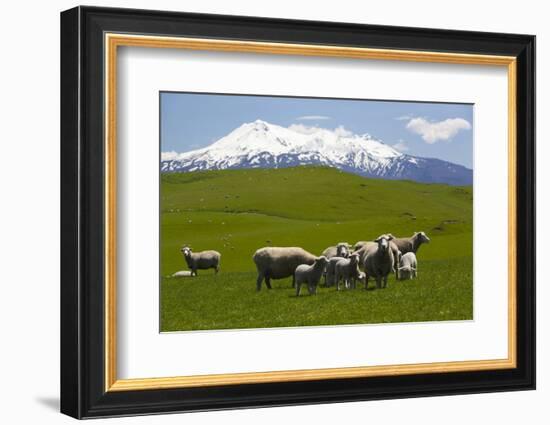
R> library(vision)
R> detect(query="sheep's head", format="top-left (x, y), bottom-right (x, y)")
top-left (181, 246), bottom-right (192, 257)
top-left (374, 234), bottom-right (394, 253)
top-left (336, 242), bottom-right (350, 258)
top-left (315, 256), bottom-right (329, 268)
top-left (415, 231), bottom-right (430, 244)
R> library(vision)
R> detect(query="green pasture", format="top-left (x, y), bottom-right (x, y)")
top-left (160, 166), bottom-right (473, 331)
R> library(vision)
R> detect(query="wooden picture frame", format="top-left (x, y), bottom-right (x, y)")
top-left (60, 5), bottom-right (535, 419)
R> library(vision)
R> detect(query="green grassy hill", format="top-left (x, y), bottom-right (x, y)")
top-left (161, 166), bottom-right (473, 331)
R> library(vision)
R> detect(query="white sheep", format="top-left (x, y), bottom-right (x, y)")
top-left (295, 256), bottom-right (329, 296)
top-left (335, 253), bottom-right (361, 291)
top-left (354, 239), bottom-right (400, 277)
top-left (397, 252), bottom-right (418, 280)
top-left (363, 234), bottom-right (395, 289)
top-left (180, 246), bottom-right (221, 276)
top-left (391, 232), bottom-right (430, 255)
top-left (322, 242), bottom-right (351, 259)
top-left (253, 247), bottom-right (316, 291)
top-left (325, 256), bottom-right (345, 287)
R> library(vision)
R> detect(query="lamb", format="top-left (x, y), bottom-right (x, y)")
top-left (295, 256), bottom-right (329, 296)
top-left (253, 247), bottom-right (316, 291)
top-left (180, 246), bottom-right (221, 276)
top-left (322, 242), bottom-right (351, 259)
top-left (390, 232), bottom-right (430, 255)
top-left (363, 234), bottom-right (395, 289)
top-left (325, 256), bottom-right (345, 287)
top-left (335, 253), bottom-right (361, 291)
top-left (397, 252), bottom-right (418, 280)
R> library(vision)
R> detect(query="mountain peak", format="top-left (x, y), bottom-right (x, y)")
top-left (161, 120), bottom-right (472, 185)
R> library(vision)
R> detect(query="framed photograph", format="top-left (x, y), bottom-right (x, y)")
top-left (60, 6), bottom-right (535, 419)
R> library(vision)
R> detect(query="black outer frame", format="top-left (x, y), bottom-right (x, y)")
top-left (60, 5), bottom-right (536, 419)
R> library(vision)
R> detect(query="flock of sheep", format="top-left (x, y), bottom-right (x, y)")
top-left (179, 232), bottom-right (430, 296)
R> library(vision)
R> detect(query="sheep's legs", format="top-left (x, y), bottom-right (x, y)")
top-left (296, 283), bottom-right (302, 297)
top-left (376, 278), bottom-right (382, 289)
top-left (383, 276), bottom-right (388, 288)
top-left (256, 273), bottom-right (264, 291)
top-left (265, 276), bottom-right (272, 289)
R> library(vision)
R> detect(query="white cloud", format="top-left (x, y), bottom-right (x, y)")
top-left (288, 124), bottom-right (354, 138)
top-left (288, 123), bottom-right (320, 134)
top-left (296, 115), bottom-right (331, 121)
top-left (395, 114), bottom-right (413, 121)
top-left (405, 117), bottom-right (471, 144)
top-left (333, 125), bottom-right (353, 137)
top-left (392, 139), bottom-right (409, 152)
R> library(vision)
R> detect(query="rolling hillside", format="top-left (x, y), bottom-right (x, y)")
top-left (160, 166), bottom-right (473, 331)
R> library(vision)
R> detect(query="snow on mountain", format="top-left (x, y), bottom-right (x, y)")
top-left (161, 120), bottom-right (472, 186)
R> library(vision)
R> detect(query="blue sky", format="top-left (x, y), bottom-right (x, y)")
top-left (161, 92), bottom-right (474, 168)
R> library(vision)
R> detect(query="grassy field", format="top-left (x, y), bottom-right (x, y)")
top-left (160, 166), bottom-right (473, 331)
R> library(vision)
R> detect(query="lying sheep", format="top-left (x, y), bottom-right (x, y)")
top-left (391, 232), bottom-right (430, 255)
top-left (295, 256), bottom-right (329, 296)
top-left (325, 256), bottom-right (345, 287)
top-left (171, 270), bottom-right (192, 278)
top-left (363, 234), bottom-right (395, 289)
top-left (397, 252), bottom-right (417, 280)
top-left (322, 242), bottom-right (351, 259)
top-left (335, 253), bottom-right (361, 290)
top-left (253, 247), bottom-right (316, 291)
top-left (180, 246), bottom-right (221, 276)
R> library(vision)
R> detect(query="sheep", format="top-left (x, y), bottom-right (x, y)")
top-left (335, 253), bottom-right (361, 291)
top-left (295, 256), bottom-right (329, 296)
top-left (325, 256), bottom-right (345, 287)
top-left (363, 234), bottom-right (395, 289)
top-left (390, 232), bottom-right (430, 255)
top-left (354, 239), bottom-right (401, 277)
top-left (253, 247), bottom-right (316, 291)
top-left (397, 252), bottom-right (418, 280)
top-left (171, 270), bottom-right (192, 278)
top-left (322, 242), bottom-right (351, 259)
top-left (180, 246), bottom-right (221, 276)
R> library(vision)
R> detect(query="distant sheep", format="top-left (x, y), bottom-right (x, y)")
top-left (295, 256), bottom-right (329, 296)
top-left (391, 232), bottom-right (430, 255)
top-left (322, 242), bottom-right (351, 259)
top-left (335, 253), bottom-right (361, 290)
top-left (363, 234), bottom-right (395, 289)
top-left (180, 246), bottom-right (221, 276)
top-left (171, 270), bottom-right (192, 278)
top-left (253, 247), bottom-right (316, 291)
top-left (397, 252), bottom-right (417, 280)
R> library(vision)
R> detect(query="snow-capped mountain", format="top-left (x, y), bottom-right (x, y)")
top-left (161, 120), bottom-right (472, 186)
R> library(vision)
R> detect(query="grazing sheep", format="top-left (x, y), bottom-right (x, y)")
top-left (322, 242), bottom-right (351, 259)
top-left (397, 252), bottom-right (418, 280)
top-left (253, 247), bottom-right (316, 291)
top-left (325, 256), bottom-right (345, 287)
top-left (391, 232), bottom-right (430, 255)
top-left (335, 253), bottom-right (361, 291)
top-left (295, 256), bottom-right (329, 296)
top-left (363, 234), bottom-right (395, 289)
top-left (180, 246), bottom-right (221, 276)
